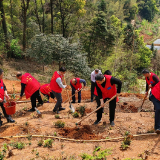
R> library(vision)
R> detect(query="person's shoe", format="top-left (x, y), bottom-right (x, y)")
top-left (94, 120), bottom-right (101, 125)
top-left (59, 107), bottom-right (65, 111)
top-left (91, 99), bottom-right (93, 102)
top-left (78, 101), bottom-right (81, 103)
top-left (110, 121), bottom-right (115, 127)
top-left (7, 116), bottom-right (15, 123)
top-left (156, 129), bottom-right (160, 134)
top-left (102, 108), bottom-right (104, 113)
top-left (53, 109), bottom-right (60, 114)
top-left (37, 103), bottom-right (43, 107)
top-left (71, 101), bottom-right (75, 103)
top-left (0, 121), bottom-right (3, 127)
top-left (27, 108), bottom-right (35, 112)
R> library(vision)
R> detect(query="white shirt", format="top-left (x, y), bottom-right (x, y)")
top-left (91, 70), bottom-right (102, 82)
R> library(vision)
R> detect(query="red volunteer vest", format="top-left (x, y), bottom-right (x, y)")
top-left (151, 81), bottom-right (160, 101)
top-left (0, 80), bottom-right (4, 100)
top-left (40, 84), bottom-right (51, 96)
top-left (50, 71), bottom-right (63, 93)
top-left (70, 78), bottom-right (82, 91)
top-left (96, 75), bottom-right (118, 101)
top-left (146, 72), bottom-right (159, 89)
top-left (21, 73), bottom-right (40, 99)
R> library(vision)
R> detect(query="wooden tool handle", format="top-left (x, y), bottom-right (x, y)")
top-left (76, 95), bottom-right (117, 125)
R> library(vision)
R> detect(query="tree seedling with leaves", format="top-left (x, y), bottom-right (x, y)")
top-left (72, 111), bottom-right (79, 118)
top-left (37, 139), bottom-right (43, 147)
top-left (76, 105), bottom-right (86, 117)
top-left (9, 141), bottom-right (25, 150)
top-left (55, 114), bottom-right (60, 119)
top-left (43, 139), bottom-right (53, 148)
top-left (120, 131), bottom-right (132, 150)
top-left (55, 120), bottom-right (65, 128)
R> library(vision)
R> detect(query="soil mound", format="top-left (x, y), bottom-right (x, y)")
top-left (58, 125), bottom-right (101, 140)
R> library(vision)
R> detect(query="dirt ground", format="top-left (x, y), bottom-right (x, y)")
top-left (0, 79), bottom-right (160, 160)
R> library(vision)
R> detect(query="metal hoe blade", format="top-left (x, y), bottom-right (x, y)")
top-left (69, 103), bottom-right (75, 113)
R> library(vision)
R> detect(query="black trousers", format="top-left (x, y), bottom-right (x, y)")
top-left (91, 81), bottom-right (96, 100)
top-left (96, 96), bottom-right (116, 122)
top-left (0, 102), bottom-right (9, 118)
top-left (43, 92), bottom-right (55, 101)
top-left (72, 88), bottom-right (81, 103)
top-left (30, 90), bottom-right (43, 110)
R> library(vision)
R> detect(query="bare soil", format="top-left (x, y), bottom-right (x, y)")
top-left (0, 79), bottom-right (159, 160)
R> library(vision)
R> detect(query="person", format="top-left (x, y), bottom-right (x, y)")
top-left (94, 74), bottom-right (122, 126)
top-left (149, 81), bottom-right (160, 134)
top-left (142, 69), bottom-right (159, 96)
top-left (40, 84), bottom-right (55, 102)
top-left (104, 70), bottom-right (112, 75)
top-left (50, 67), bottom-right (67, 114)
top-left (0, 69), bottom-right (15, 126)
top-left (70, 78), bottom-right (86, 103)
top-left (16, 72), bottom-right (43, 112)
top-left (91, 69), bottom-right (102, 102)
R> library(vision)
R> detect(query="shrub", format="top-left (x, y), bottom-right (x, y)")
top-left (76, 105), bottom-right (86, 117)
top-left (43, 139), bottom-right (53, 148)
top-left (120, 132), bottom-right (132, 150)
top-left (10, 141), bottom-right (25, 150)
top-left (55, 114), bottom-right (60, 119)
top-left (55, 120), bottom-right (65, 128)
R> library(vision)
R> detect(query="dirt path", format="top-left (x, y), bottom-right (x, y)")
top-left (0, 79), bottom-right (158, 160)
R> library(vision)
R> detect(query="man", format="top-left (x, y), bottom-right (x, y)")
top-left (149, 81), bottom-right (160, 134)
top-left (70, 78), bottom-right (86, 103)
top-left (94, 74), bottom-right (122, 126)
top-left (0, 69), bottom-right (15, 126)
top-left (142, 69), bottom-right (159, 95)
top-left (16, 72), bottom-right (43, 112)
top-left (91, 69), bottom-right (102, 102)
top-left (50, 67), bottom-right (66, 114)
top-left (40, 84), bottom-right (55, 102)
top-left (104, 70), bottom-right (112, 75)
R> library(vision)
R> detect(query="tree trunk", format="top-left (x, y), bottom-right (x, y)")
top-left (41, 0), bottom-right (44, 33)
top-left (50, 0), bottom-right (53, 34)
top-left (10, 0), bottom-right (14, 37)
top-left (22, 0), bottom-right (30, 52)
top-left (34, 0), bottom-right (41, 32)
top-left (0, 0), bottom-right (11, 57)
top-left (59, 0), bottom-right (65, 37)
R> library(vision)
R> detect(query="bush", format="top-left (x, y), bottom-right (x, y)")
top-left (10, 39), bottom-right (22, 59)
top-left (76, 105), bottom-right (86, 117)
top-left (10, 141), bottom-right (25, 150)
top-left (55, 120), bottom-right (65, 128)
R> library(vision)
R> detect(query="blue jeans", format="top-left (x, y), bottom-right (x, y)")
top-left (150, 94), bottom-right (160, 130)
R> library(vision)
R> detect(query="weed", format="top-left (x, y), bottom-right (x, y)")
top-left (2, 143), bottom-right (7, 153)
top-left (0, 151), bottom-right (5, 160)
top-left (22, 107), bottom-right (27, 111)
top-left (55, 114), bottom-right (60, 119)
top-left (76, 105), bottom-right (86, 117)
top-left (72, 112), bottom-right (79, 118)
top-left (43, 139), bottom-right (53, 148)
top-left (43, 96), bottom-right (49, 103)
top-left (10, 141), bottom-right (25, 150)
top-left (27, 135), bottom-right (32, 140)
top-left (55, 120), bottom-right (65, 128)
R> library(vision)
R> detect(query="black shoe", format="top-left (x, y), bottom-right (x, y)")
top-left (7, 116), bottom-right (15, 123)
top-left (78, 101), bottom-right (81, 103)
top-left (59, 107), bottom-right (65, 111)
top-left (53, 109), bottom-right (60, 114)
top-left (0, 121), bottom-right (3, 127)
top-left (27, 109), bottom-right (35, 112)
top-left (110, 121), bottom-right (115, 127)
top-left (71, 101), bottom-right (75, 103)
top-left (94, 120), bottom-right (101, 125)
top-left (91, 99), bottom-right (93, 102)
top-left (156, 129), bottom-right (160, 134)
top-left (37, 103), bottom-right (43, 107)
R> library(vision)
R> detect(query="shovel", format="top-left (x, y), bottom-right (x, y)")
top-left (138, 89), bottom-right (150, 112)
top-left (76, 95), bottom-right (117, 126)
top-left (64, 77), bottom-right (75, 113)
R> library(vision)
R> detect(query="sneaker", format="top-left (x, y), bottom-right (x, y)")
top-left (71, 101), bottom-right (75, 103)
top-left (59, 107), bottom-right (65, 111)
top-left (37, 103), bottom-right (43, 107)
top-left (156, 129), bottom-right (160, 134)
top-left (94, 120), bottom-right (101, 125)
top-left (53, 109), bottom-right (60, 114)
top-left (110, 121), bottom-right (115, 127)
top-left (27, 108), bottom-right (35, 112)
top-left (7, 116), bottom-right (15, 123)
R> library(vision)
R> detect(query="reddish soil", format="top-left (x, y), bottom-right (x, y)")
top-left (59, 125), bottom-right (102, 140)
top-left (140, 33), bottom-right (153, 42)
top-left (0, 79), bottom-right (159, 159)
